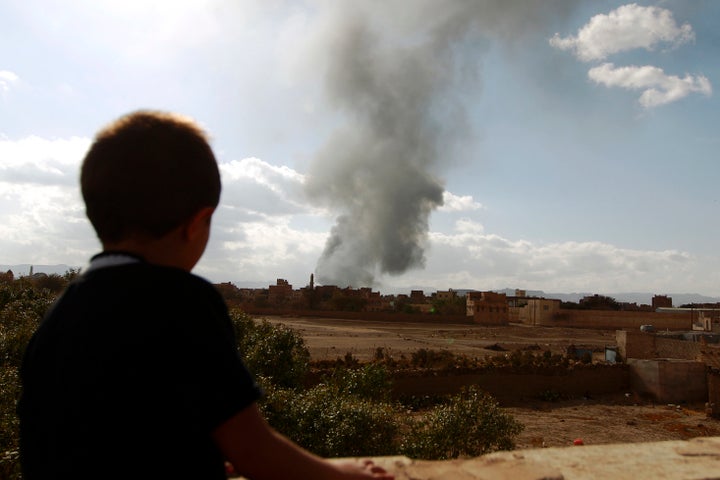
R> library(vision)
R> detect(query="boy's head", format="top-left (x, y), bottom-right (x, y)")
top-left (81, 110), bottom-right (221, 244)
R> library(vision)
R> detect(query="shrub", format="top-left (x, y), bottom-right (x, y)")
top-left (538, 389), bottom-right (561, 402)
top-left (401, 385), bottom-right (523, 460)
top-left (324, 363), bottom-right (393, 402)
top-left (260, 382), bottom-right (400, 457)
top-left (229, 310), bottom-right (310, 389)
top-left (0, 367), bottom-right (21, 480)
top-left (0, 282), bottom-right (56, 366)
top-left (410, 348), bottom-right (455, 369)
top-left (0, 280), bottom-right (57, 480)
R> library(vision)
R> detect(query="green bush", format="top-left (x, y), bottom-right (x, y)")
top-left (401, 385), bottom-right (524, 460)
top-left (0, 282), bottom-right (56, 368)
top-left (260, 382), bottom-right (400, 457)
top-left (324, 363), bottom-right (393, 402)
top-left (229, 314), bottom-right (525, 459)
top-left (0, 280), bottom-right (58, 480)
top-left (229, 310), bottom-right (310, 389)
top-left (0, 367), bottom-right (21, 480)
top-left (410, 348), bottom-right (456, 369)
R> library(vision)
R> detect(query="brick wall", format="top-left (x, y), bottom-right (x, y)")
top-left (240, 307), bottom-right (474, 324)
top-left (540, 309), bottom-right (691, 330)
top-left (617, 330), bottom-right (657, 359)
top-left (616, 330), bottom-right (703, 361)
top-left (656, 336), bottom-right (702, 360)
top-left (390, 366), bottom-right (629, 406)
top-left (700, 346), bottom-right (720, 370)
top-left (708, 370), bottom-right (720, 417)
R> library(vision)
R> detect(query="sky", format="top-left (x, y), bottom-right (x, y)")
top-left (1, 0), bottom-right (719, 298)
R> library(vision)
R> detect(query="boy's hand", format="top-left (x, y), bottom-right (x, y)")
top-left (333, 459), bottom-right (394, 479)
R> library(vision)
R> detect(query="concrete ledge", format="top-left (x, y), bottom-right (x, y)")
top-left (330, 436), bottom-right (720, 480)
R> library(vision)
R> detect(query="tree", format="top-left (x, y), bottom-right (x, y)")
top-left (578, 294), bottom-right (620, 310)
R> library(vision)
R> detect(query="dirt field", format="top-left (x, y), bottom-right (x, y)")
top-left (261, 315), bottom-right (720, 449)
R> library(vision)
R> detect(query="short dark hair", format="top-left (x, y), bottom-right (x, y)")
top-left (81, 111), bottom-right (221, 243)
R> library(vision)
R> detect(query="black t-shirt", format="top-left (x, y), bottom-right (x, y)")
top-left (18, 257), bottom-right (263, 479)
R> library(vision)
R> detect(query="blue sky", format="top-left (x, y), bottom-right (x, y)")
top-left (1, 0), bottom-right (718, 297)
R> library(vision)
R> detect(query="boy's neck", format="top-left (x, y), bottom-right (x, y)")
top-left (102, 233), bottom-right (190, 271)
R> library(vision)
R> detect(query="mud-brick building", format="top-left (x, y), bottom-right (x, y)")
top-left (268, 278), bottom-right (293, 305)
top-left (466, 291), bottom-right (509, 325)
top-left (510, 297), bottom-right (561, 325)
top-left (652, 294), bottom-right (673, 309)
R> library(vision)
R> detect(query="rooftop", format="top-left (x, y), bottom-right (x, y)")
top-left (326, 436), bottom-right (720, 480)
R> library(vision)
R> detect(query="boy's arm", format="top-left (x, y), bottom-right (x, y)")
top-left (212, 403), bottom-right (394, 480)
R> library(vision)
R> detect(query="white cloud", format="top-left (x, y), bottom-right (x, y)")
top-left (0, 70), bottom-right (19, 93)
top-left (0, 136), bottom-right (90, 185)
top-left (549, 4), bottom-right (710, 108)
top-left (198, 156), bottom-right (332, 284)
top-left (221, 157), bottom-right (305, 193)
top-left (218, 157), bottom-right (321, 218)
top-left (378, 221), bottom-right (706, 295)
top-left (550, 3), bottom-right (694, 62)
top-left (0, 136), bottom-right (96, 265)
top-left (438, 191), bottom-right (483, 212)
top-left (588, 63), bottom-right (712, 107)
top-left (197, 216), bottom-right (327, 286)
top-left (456, 218), bottom-right (485, 233)
top-left (0, 133), bottom-right (330, 283)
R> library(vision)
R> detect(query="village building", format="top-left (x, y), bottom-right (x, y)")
top-left (466, 291), bottom-right (509, 325)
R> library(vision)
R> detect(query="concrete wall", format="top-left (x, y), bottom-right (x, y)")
top-left (627, 359), bottom-right (707, 403)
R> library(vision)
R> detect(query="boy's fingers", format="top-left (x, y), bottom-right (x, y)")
top-left (361, 460), bottom-right (393, 477)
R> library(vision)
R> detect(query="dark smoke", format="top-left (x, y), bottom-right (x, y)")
top-left (304, 1), bottom-right (578, 288)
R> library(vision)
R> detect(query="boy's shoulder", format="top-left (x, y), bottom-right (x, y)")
top-left (74, 261), bottom-right (220, 305)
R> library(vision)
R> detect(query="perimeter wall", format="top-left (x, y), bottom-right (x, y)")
top-left (538, 310), bottom-right (692, 330)
top-left (389, 366), bottom-right (629, 406)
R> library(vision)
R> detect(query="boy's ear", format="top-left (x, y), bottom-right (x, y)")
top-left (184, 206), bottom-right (215, 240)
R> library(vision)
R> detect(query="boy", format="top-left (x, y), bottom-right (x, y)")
top-left (18, 110), bottom-right (393, 479)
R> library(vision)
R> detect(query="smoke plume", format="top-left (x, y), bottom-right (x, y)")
top-left (304, 1), bottom-right (576, 288)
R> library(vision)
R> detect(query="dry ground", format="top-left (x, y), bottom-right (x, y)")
top-left (261, 315), bottom-right (720, 449)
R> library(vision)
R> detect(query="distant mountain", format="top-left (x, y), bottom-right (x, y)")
top-left (492, 288), bottom-right (720, 307)
top-left (386, 286), bottom-right (720, 306)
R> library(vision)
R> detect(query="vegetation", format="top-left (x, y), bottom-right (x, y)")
top-left (0, 277), bottom-right (60, 480)
top-left (260, 381), bottom-right (400, 457)
top-left (401, 386), bottom-right (523, 459)
top-left (230, 311), bottom-right (310, 389)
top-left (430, 294), bottom-right (467, 315)
top-left (560, 294), bottom-right (621, 310)
top-left (0, 279), bottom-right (527, 479)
